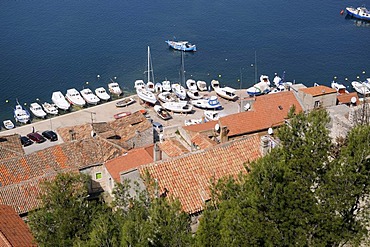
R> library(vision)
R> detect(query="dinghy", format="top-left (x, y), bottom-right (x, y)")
top-left (115, 97), bottom-right (135, 107)
top-left (154, 105), bottom-right (171, 120)
top-left (3, 120), bottom-right (15, 130)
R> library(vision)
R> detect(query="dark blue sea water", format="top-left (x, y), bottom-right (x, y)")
top-left (0, 0), bottom-right (369, 121)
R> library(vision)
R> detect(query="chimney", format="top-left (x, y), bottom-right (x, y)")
top-left (220, 126), bottom-right (229, 143)
top-left (153, 143), bottom-right (162, 162)
top-left (260, 135), bottom-right (271, 156)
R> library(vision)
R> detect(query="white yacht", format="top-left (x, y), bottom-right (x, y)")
top-left (51, 91), bottom-right (70, 111)
top-left (65, 88), bottom-right (86, 107)
top-left (29, 102), bottom-right (47, 118)
top-left (80, 88), bottom-right (100, 105)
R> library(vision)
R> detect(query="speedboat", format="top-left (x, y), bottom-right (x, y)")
top-left (154, 105), bottom-right (171, 120)
top-left (162, 101), bottom-right (193, 113)
top-left (134, 80), bottom-right (145, 90)
top-left (211, 80), bottom-right (220, 90)
top-left (352, 81), bottom-right (370, 95)
top-left (197, 80), bottom-right (207, 91)
top-left (331, 81), bottom-right (348, 94)
top-left (42, 102), bottom-right (58, 115)
top-left (115, 97), bottom-right (135, 107)
top-left (14, 101), bottom-right (31, 124)
top-left (215, 87), bottom-right (238, 101)
top-left (186, 79), bottom-right (197, 91)
top-left (346, 6), bottom-right (370, 21)
top-left (246, 75), bottom-right (271, 96)
top-left (80, 88), bottom-right (100, 105)
top-left (29, 102), bottom-right (47, 118)
top-left (187, 90), bottom-right (203, 100)
top-left (155, 82), bottom-right (163, 93)
top-left (108, 82), bottom-right (123, 96)
top-left (158, 92), bottom-right (178, 103)
top-left (3, 120), bottom-right (15, 130)
top-left (165, 40), bottom-right (197, 52)
top-left (273, 74), bottom-right (292, 92)
top-left (136, 87), bottom-right (157, 105)
top-left (162, 80), bottom-right (172, 92)
top-left (95, 87), bottom-right (111, 101)
top-left (65, 88), bottom-right (86, 107)
top-left (171, 83), bottom-right (187, 100)
top-left (190, 96), bottom-right (221, 109)
top-left (204, 110), bottom-right (220, 121)
top-left (52, 91), bottom-right (70, 111)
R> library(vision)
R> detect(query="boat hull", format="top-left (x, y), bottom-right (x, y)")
top-left (346, 7), bottom-right (370, 21)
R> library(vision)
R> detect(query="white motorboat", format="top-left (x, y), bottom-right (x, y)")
top-left (158, 92), bottom-right (178, 103)
top-left (184, 118), bottom-right (203, 126)
top-left (162, 80), bottom-right (171, 92)
top-left (363, 78), bottom-right (370, 90)
top-left (42, 102), bottom-right (58, 115)
top-left (204, 110), bottom-right (220, 121)
top-left (65, 88), bottom-right (86, 107)
top-left (197, 80), bottom-right (207, 91)
top-left (190, 96), bottom-right (221, 109)
top-left (134, 80), bottom-right (145, 90)
top-left (3, 120), bottom-right (15, 130)
top-left (14, 101), bottom-right (30, 124)
top-left (155, 82), bottom-right (163, 93)
top-left (80, 88), bottom-right (100, 105)
top-left (108, 81), bottom-right (123, 96)
top-left (115, 97), bottom-right (135, 107)
top-left (352, 81), bottom-right (370, 95)
top-left (136, 88), bottom-right (157, 105)
top-left (147, 81), bottom-right (155, 92)
top-left (171, 83), bottom-right (187, 100)
top-left (215, 87), bottom-right (238, 101)
top-left (51, 91), bottom-right (70, 111)
top-left (187, 90), bottom-right (203, 100)
top-left (186, 79), bottom-right (197, 91)
top-left (246, 75), bottom-right (271, 96)
top-left (331, 81), bottom-right (348, 94)
top-left (95, 87), bottom-right (111, 101)
top-left (29, 102), bottom-right (47, 118)
top-left (162, 101), bottom-right (193, 113)
top-left (211, 80), bottom-right (220, 90)
top-left (154, 105), bottom-right (171, 120)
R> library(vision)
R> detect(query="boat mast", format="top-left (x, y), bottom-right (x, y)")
top-left (254, 50), bottom-right (257, 83)
top-left (146, 46), bottom-right (155, 84)
top-left (181, 51), bottom-right (185, 86)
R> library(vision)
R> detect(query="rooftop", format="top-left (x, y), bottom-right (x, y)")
top-left (158, 138), bottom-right (189, 158)
top-left (299, 85), bottom-right (337, 97)
top-left (0, 134), bottom-right (24, 161)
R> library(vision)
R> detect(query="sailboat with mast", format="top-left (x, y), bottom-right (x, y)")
top-left (136, 46), bottom-right (157, 105)
top-left (171, 51), bottom-right (187, 100)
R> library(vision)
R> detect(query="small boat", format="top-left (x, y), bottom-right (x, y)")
top-left (272, 73), bottom-right (292, 92)
top-left (51, 91), bottom-right (70, 111)
top-left (115, 97), bottom-right (135, 107)
top-left (162, 80), bottom-right (172, 92)
top-left (65, 88), bottom-right (86, 107)
top-left (331, 81), bottom-right (348, 94)
top-left (171, 83), bottom-right (187, 100)
top-left (80, 88), bottom-right (100, 105)
top-left (363, 78), bottom-right (370, 90)
top-left (114, 111), bottom-right (131, 119)
top-left (184, 118), bottom-right (203, 126)
top-left (345, 6), bottom-right (370, 21)
top-left (197, 80), bottom-right (207, 91)
top-left (134, 80), bottom-right (146, 90)
top-left (136, 88), bottom-right (157, 105)
top-left (204, 110), bottom-right (220, 121)
top-left (14, 101), bottom-right (31, 124)
top-left (211, 80), bottom-right (220, 90)
top-left (187, 90), bottom-right (203, 100)
top-left (190, 96), bottom-right (221, 109)
top-left (95, 87), bottom-right (111, 101)
top-left (186, 79), bottom-right (197, 91)
top-left (158, 92), bottom-right (178, 103)
top-left (155, 82), bottom-right (163, 93)
top-left (165, 40), bottom-right (197, 52)
top-left (29, 102), bottom-right (47, 118)
top-left (42, 102), bottom-right (58, 115)
top-left (246, 75), bottom-right (271, 96)
top-left (215, 87), bottom-right (238, 101)
top-left (3, 120), bottom-right (15, 130)
top-left (162, 101), bottom-right (193, 113)
top-left (351, 81), bottom-right (370, 95)
top-left (108, 81), bottom-right (123, 96)
top-left (147, 81), bottom-right (155, 92)
top-left (154, 105), bottom-right (171, 120)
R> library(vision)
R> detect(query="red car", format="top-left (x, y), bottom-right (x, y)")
top-left (27, 132), bottom-right (46, 143)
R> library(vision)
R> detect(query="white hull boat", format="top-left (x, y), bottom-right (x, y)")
top-left (65, 88), bottom-right (86, 107)
top-left (204, 110), bottom-right (220, 121)
top-left (162, 80), bottom-right (172, 92)
top-left (108, 81), bottom-right (123, 96)
top-left (331, 82), bottom-right (348, 94)
top-left (158, 92), bottom-right (178, 103)
top-left (187, 90), bottom-right (203, 100)
top-left (165, 40), bottom-right (197, 52)
top-left (190, 96), bottom-right (221, 109)
top-left (134, 80), bottom-right (145, 90)
top-left (51, 91), bottom-right (70, 111)
top-left (215, 87), bottom-right (238, 100)
top-left (81, 88), bottom-right (100, 105)
top-left (29, 102), bottom-right (47, 118)
top-left (247, 76), bottom-right (271, 96)
top-left (155, 82), bottom-right (163, 93)
top-left (184, 118), bottom-right (203, 126)
top-left (136, 88), bottom-right (157, 105)
top-left (115, 97), bottom-right (135, 107)
top-left (95, 87), bottom-right (111, 101)
top-left (352, 81), bottom-right (370, 95)
top-left (147, 81), bottom-right (155, 92)
top-left (197, 80), bottom-right (207, 91)
top-left (162, 101), bottom-right (193, 113)
top-left (171, 83), bottom-right (187, 100)
top-left (42, 102), bottom-right (58, 115)
top-left (211, 80), bottom-right (220, 90)
top-left (154, 105), bottom-right (171, 120)
top-left (14, 101), bottom-right (31, 124)
top-left (3, 120), bottom-right (15, 130)
top-left (186, 79), bottom-right (197, 91)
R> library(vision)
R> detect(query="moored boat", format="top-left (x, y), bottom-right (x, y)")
top-left (155, 82), bottom-right (163, 93)
top-left (42, 102), bottom-right (58, 115)
top-left (29, 102), bottom-right (47, 118)
top-left (14, 101), bottom-right (31, 124)
top-left (246, 75), bottom-right (271, 96)
top-left (171, 83), bottom-right (187, 100)
top-left (80, 88), bottom-right (100, 105)
top-left (165, 40), bottom-right (197, 52)
top-left (108, 81), bottom-right (123, 96)
top-left (186, 79), bottom-right (197, 91)
top-left (197, 80), bottom-right (207, 91)
top-left (190, 96), bottom-right (221, 109)
top-left (95, 87), bottom-right (111, 101)
top-left (211, 80), bottom-right (220, 90)
top-left (147, 81), bottom-right (155, 92)
top-left (115, 97), bottom-right (135, 107)
top-left (351, 81), bottom-right (370, 95)
top-left (331, 81), bottom-right (348, 94)
top-left (162, 80), bottom-right (172, 92)
top-left (65, 88), bottom-right (86, 107)
top-left (158, 92), bottom-right (178, 103)
top-left (187, 90), bottom-right (203, 100)
top-left (3, 120), bottom-right (15, 130)
top-left (136, 88), bottom-right (157, 105)
top-left (154, 105), bottom-right (171, 120)
top-left (51, 91), bottom-right (70, 111)
top-left (345, 6), bottom-right (370, 21)
top-left (162, 101), bottom-right (193, 113)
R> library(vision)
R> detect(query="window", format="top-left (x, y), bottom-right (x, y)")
top-left (95, 172), bottom-right (102, 180)
top-left (314, 100), bottom-right (321, 108)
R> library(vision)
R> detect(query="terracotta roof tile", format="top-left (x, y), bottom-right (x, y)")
top-left (0, 205), bottom-right (36, 246)
top-left (191, 133), bottom-right (217, 150)
top-left (0, 134), bottom-right (24, 161)
top-left (139, 135), bottom-right (261, 214)
top-left (337, 92), bottom-right (359, 105)
top-left (299, 85), bottom-right (336, 97)
top-left (158, 138), bottom-right (189, 157)
top-left (182, 120), bottom-right (217, 134)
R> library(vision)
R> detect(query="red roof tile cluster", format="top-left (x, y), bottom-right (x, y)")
top-left (299, 85), bottom-right (336, 97)
top-left (105, 145), bottom-right (154, 182)
top-left (337, 92), bottom-right (359, 105)
top-left (0, 205), bottom-right (36, 246)
top-left (182, 120), bottom-right (217, 134)
top-left (158, 138), bottom-right (189, 158)
top-left (139, 135), bottom-right (262, 214)
top-left (191, 133), bottom-right (217, 150)
top-left (0, 134), bottom-right (24, 161)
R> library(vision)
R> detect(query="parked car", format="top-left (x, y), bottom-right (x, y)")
top-left (42, 130), bottom-right (58, 141)
top-left (27, 132), bottom-right (46, 143)
top-left (152, 121), bottom-right (163, 133)
top-left (20, 136), bottom-right (33, 147)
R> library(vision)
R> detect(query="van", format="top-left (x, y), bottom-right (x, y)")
top-left (152, 122), bottom-right (163, 133)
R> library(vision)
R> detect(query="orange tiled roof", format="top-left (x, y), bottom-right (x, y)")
top-left (105, 145), bottom-right (154, 182)
top-left (0, 205), bottom-right (37, 246)
top-left (139, 135), bottom-right (262, 214)
top-left (191, 133), bottom-right (217, 150)
top-left (337, 92), bottom-right (359, 105)
top-left (158, 138), bottom-right (189, 158)
top-left (182, 120), bottom-right (217, 134)
top-left (299, 85), bottom-right (336, 97)
top-left (0, 134), bottom-right (24, 161)
top-left (220, 91), bottom-right (302, 136)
